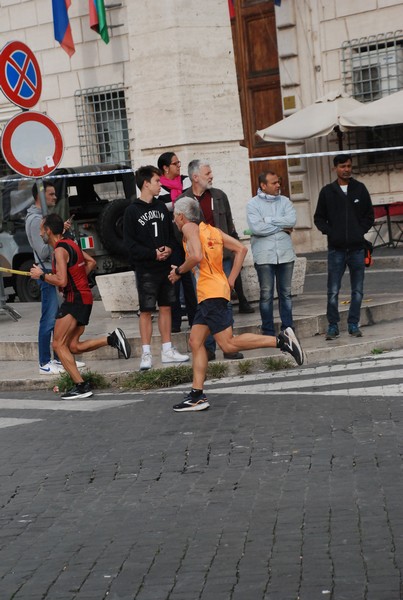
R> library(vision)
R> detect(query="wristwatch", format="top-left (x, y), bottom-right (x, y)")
top-left (39, 273), bottom-right (46, 281)
top-left (175, 267), bottom-right (182, 277)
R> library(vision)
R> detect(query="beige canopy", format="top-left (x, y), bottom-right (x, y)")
top-left (339, 90), bottom-right (403, 129)
top-left (257, 91), bottom-right (363, 143)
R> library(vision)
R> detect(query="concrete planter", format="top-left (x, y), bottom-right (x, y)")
top-left (96, 256), bottom-right (307, 315)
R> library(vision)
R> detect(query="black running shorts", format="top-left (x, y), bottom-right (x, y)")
top-left (57, 302), bottom-right (93, 326)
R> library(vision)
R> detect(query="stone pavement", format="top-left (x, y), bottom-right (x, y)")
top-left (0, 351), bottom-right (402, 599)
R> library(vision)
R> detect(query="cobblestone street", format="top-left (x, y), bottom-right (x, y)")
top-left (0, 352), bottom-right (403, 599)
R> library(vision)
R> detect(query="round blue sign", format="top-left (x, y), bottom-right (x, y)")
top-left (0, 41), bottom-right (42, 109)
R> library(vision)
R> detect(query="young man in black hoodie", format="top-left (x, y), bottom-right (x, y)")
top-left (123, 166), bottom-right (189, 370)
top-left (314, 154), bottom-right (374, 340)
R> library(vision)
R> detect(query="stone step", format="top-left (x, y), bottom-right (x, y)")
top-left (304, 254), bottom-right (403, 275)
top-left (1, 297), bottom-right (402, 362)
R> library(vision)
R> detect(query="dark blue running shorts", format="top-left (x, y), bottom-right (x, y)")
top-left (192, 298), bottom-right (232, 335)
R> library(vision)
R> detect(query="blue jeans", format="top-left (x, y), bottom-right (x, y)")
top-left (254, 261), bottom-right (294, 336)
top-left (38, 280), bottom-right (59, 366)
top-left (327, 248), bottom-right (365, 327)
top-left (204, 257), bottom-right (233, 354)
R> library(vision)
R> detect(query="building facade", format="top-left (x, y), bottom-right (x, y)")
top-left (1, 0), bottom-right (402, 252)
top-left (271, 0), bottom-right (403, 251)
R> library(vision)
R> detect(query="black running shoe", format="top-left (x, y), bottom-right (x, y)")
top-left (277, 327), bottom-right (304, 366)
top-left (173, 392), bottom-right (210, 412)
top-left (108, 328), bottom-right (131, 359)
top-left (61, 381), bottom-right (93, 400)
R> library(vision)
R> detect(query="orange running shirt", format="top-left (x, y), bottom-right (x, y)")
top-left (186, 222), bottom-right (230, 303)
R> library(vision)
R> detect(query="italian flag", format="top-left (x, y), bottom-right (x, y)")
top-left (89, 0), bottom-right (110, 44)
top-left (80, 236), bottom-right (94, 250)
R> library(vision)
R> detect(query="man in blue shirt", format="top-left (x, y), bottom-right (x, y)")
top-left (247, 171), bottom-right (297, 336)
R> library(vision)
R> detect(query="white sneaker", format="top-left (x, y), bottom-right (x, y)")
top-left (161, 347), bottom-right (190, 364)
top-left (140, 352), bottom-right (152, 371)
top-left (53, 359), bottom-right (85, 370)
top-left (39, 361), bottom-right (64, 375)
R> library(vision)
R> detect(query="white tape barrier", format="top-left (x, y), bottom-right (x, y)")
top-left (249, 145), bottom-right (403, 162)
top-left (0, 168), bottom-right (134, 183)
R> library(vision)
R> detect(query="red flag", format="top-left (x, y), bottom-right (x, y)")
top-left (228, 0), bottom-right (235, 19)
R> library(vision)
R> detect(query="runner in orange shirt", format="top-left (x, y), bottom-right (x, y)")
top-left (169, 197), bottom-right (304, 412)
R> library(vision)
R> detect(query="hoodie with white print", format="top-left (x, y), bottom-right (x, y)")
top-left (246, 188), bottom-right (296, 265)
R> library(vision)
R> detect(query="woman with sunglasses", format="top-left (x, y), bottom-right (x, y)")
top-left (157, 152), bottom-right (196, 333)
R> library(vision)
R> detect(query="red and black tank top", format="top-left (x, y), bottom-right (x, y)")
top-left (53, 238), bottom-right (93, 306)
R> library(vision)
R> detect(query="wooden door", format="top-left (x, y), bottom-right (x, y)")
top-left (230, 0), bottom-right (288, 195)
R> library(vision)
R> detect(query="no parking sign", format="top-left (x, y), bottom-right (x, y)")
top-left (0, 41), bottom-right (42, 109)
top-left (0, 40), bottom-right (64, 177)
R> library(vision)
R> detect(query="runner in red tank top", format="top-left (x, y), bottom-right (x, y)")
top-left (30, 213), bottom-right (131, 400)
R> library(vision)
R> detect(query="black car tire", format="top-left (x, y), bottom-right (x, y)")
top-left (97, 197), bottom-right (131, 257)
top-left (15, 259), bottom-right (41, 302)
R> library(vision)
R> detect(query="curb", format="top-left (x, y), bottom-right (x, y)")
top-left (2, 332), bottom-right (403, 393)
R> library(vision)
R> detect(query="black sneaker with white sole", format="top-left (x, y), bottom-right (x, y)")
top-left (277, 327), bottom-right (304, 366)
top-left (61, 381), bottom-right (93, 400)
top-left (173, 392), bottom-right (210, 412)
top-left (108, 328), bottom-right (131, 359)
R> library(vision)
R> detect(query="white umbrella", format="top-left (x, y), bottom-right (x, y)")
top-left (256, 91), bottom-right (364, 143)
top-left (339, 89), bottom-right (403, 129)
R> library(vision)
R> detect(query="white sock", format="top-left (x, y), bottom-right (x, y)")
top-left (162, 342), bottom-right (172, 352)
top-left (142, 345), bottom-right (151, 354)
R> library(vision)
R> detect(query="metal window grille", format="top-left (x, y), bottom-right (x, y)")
top-left (342, 31), bottom-right (403, 101)
top-left (75, 85), bottom-right (131, 166)
top-left (342, 31), bottom-right (403, 172)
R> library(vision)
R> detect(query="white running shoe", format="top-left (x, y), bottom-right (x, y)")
top-left (140, 352), bottom-right (152, 371)
top-left (161, 347), bottom-right (190, 364)
top-left (277, 327), bottom-right (304, 366)
top-left (53, 359), bottom-right (86, 370)
top-left (39, 361), bottom-right (64, 375)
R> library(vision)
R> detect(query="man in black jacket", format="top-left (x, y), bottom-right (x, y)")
top-left (314, 154), bottom-right (374, 340)
top-left (123, 166), bottom-right (189, 370)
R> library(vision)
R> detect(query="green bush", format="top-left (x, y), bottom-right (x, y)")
top-left (122, 362), bottom-right (230, 391)
top-left (207, 362), bottom-right (229, 379)
top-left (237, 360), bottom-right (253, 375)
top-left (55, 370), bottom-right (108, 392)
top-left (123, 365), bottom-right (194, 390)
top-left (261, 356), bottom-right (292, 371)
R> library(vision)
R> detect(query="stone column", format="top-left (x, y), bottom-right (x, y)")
top-left (125, 0), bottom-right (252, 233)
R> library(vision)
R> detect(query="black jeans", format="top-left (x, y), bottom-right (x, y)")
top-left (171, 244), bottom-right (197, 329)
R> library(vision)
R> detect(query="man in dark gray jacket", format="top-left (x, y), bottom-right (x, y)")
top-left (314, 154), bottom-right (374, 340)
